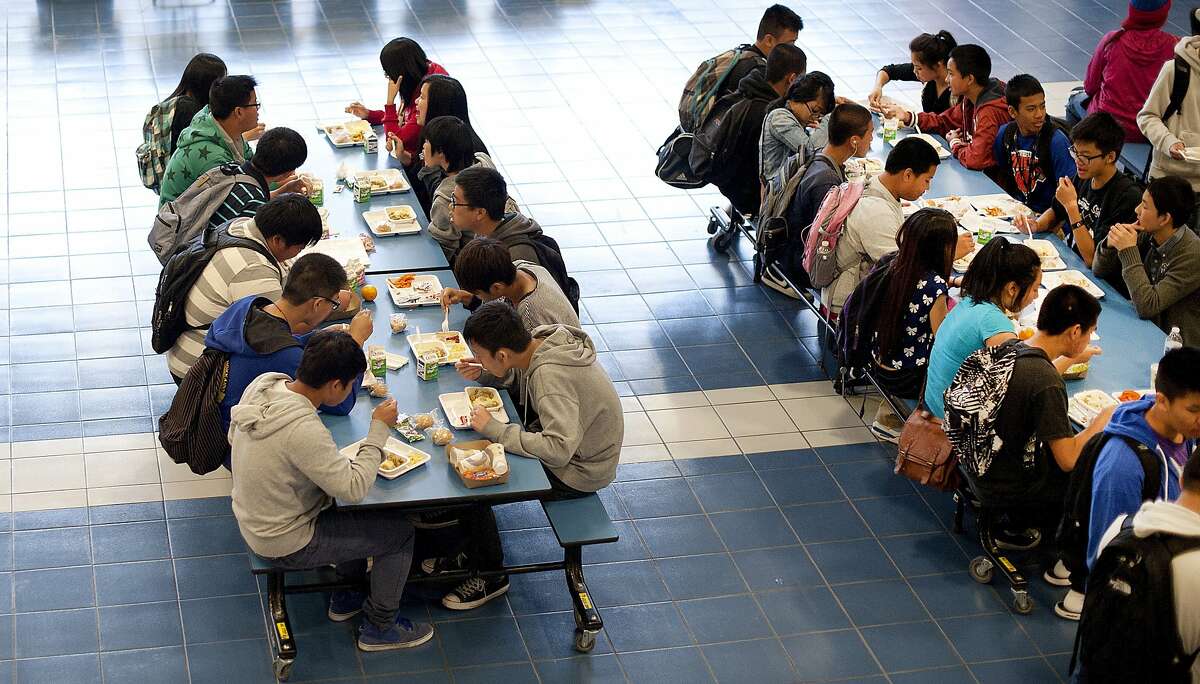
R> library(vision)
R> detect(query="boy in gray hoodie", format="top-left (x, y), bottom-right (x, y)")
top-left (422, 301), bottom-right (623, 611)
top-left (447, 165), bottom-right (548, 266)
top-left (229, 331), bottom-right (433, 651)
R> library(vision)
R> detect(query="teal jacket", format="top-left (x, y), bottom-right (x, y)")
top-left (158, 105), bottom-right (253, 205)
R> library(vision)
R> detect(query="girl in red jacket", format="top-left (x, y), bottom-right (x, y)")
top-left (345, 38), bottom-right (448, 161)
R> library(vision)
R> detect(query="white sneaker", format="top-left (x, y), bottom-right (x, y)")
top-left (1055, 588), bottom-right (1084, 621)
top-left (761, 266), bottom-right (803, 300)
top-left (870, 405), bottom-right (904, 444)
top-left (1043, 559), bottom-right (1071, 587)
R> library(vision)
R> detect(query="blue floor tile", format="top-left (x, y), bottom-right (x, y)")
top-left (101, 646), bottom-right (189, 684)
top-left (634, 515), bottom-right (724, 558)
top-left (583, 521), bottom-right (648, 564)
top-left (185, 639), bottom-right (275, 684)
top-left (675, 454), bottom-right (751, 476)
top-left (595, 320), bottom-right (669, 352)
top-left (516, 611), bottom-right (613, 660)
top-left (687, 472), bottom-right (774, 513)
top-left (659, 316), bottom-right (734, 347)
top-left (610, 347), bottom-right (689, 380)
top-left (98, 601), bottom-right (184, 652)
top-left (939, 613), bottom-right (1039, 662)
top-left (757, 586), bottom-right (850, 636)
top-left (709, 508), bottom-right (799, 550)
top-left (834, 579), bottom-right (929, 627)
top-left (677, 594), bottom-right (772, 643)
top-left (783, 630), bottom-right (882, 681)
top-left (656, 553), bottom-right (748, 600)
top-left (535, 654), bottom-right (625, 683)
top-left (807, 539), bottom-right (901, 584)
top-left (13, 507), bottom-right (88, 531)
top-left (89, 502), bottom-right (165, 526)
top-left (358, 635), bottom-right (445, 676)
top-left (880, 533), bottom-right (971, 576)
top-left (733, 545), bottom-right (824, 591)
top-left (701, 638), bottom-right (797, 684)
top-left (761, 466), bottom-right (845, 506)
top-left (174, 554), bottom-right (257, 599)
top-left (15, 654), bottom-right (102, 684)
top-left (90, 520), bottom-right (170, 563)
top-left (614, 479), bottom-right (701, 519)
top-left (784, 501), bottom-right (871, 543)
top-left (602, 602), bottom-right (693, 652)
top-left (180, 595), bottom-right (265, 645)
top-left (746, 448), bottom-right (820, 471)
top-left (15, 608), bottom-right (99, 658)
top-left (13, 526), bottom-right (92, 570)
top-left (890, 666), bottom-right (975, 683)
top-left (860, 621), bottom-right (961, 673)
top-left (828, 459), bottom-right (917, 499)
top-left (14, 566), bottom-right (95, 612)
top-left (969, 657), bottom-right (1061, 683)
top-left (281, 628), bottom-right (363, 682)
top-left (166, 515), bottom-right (245, 557)
top-left (676, 342), bottom-right (758, 377)
top-left (855, 495), bottom-right (944, 537)
top-left (436, 617), bottom-right (526, 668)
top-left (451, 662), bottom-right (539, 684)
top-left (94, 560), bottom-right (178, 606)
top-left (586, 560), bottom-right (671, 607)
top-left (620, 646), bottom-right (715, 683)
top-left (908, 573), bottom-right (1006, 619)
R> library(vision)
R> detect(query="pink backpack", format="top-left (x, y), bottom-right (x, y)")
top-left (802, 180), bottom-right (865, 288)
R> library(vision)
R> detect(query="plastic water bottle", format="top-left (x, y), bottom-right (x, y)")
top-left (1165, 326), bottom-right (1184, 354)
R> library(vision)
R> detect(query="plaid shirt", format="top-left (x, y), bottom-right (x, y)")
top-left (1146, 227), bottom-right (1188, 284)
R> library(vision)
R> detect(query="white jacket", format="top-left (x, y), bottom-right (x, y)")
top-left (822, 175), bottom-right (903, 314)
top-left (1138, 37), bottom-right (1200, 190)
top-left (1097, 499), bottom-right (1200, 682)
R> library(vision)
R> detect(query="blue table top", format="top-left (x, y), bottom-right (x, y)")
top-left (327, 271), bottom-right (551, 509)
top-left (301, 125), bottom-right (450, 275)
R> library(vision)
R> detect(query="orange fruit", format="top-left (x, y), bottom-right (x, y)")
top-left (1018, 327), bottom-right (1034, 340)
top-left (360, 285), bottom-right (378, 301)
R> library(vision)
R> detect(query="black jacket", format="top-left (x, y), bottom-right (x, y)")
top-left (707, 70), bottom-right (778, 213)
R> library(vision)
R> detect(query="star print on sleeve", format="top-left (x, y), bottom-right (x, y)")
top-left (197, 147), bottom-right (211, 161)
top-left (166, 170), bottom-right (176, 182)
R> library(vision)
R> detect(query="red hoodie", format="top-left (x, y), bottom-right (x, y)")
top-left (1085, 28), bottom-right (1177, 142)
top-left (915, 78), bottom-right (1010, 171)
top-left (365, 61), bottom-right (449, 155)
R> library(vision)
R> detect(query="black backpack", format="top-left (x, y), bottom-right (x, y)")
top-left (835, 252), bottom-right (897, 372)
top-left (158, 348), bottom-right (233, 475)
top-left (999, 116), bottom-right (1073, 194)
top-left (150, 221), bottom-right (278, 354)
top-left (1071, 516), bottom-right (1200, 684)
top-left (509, 233), bottom-right (580, 315)
top-left (1163, 56), bottom-right (1192, 124)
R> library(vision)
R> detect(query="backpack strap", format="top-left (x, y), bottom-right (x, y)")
top-left (1163, 56), bottom-right (1191, 123)
top-left (1117, 436), bottom-right (1166, 502)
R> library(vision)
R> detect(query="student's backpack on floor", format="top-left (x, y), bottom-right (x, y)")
top-left (688, 91), bottom-right (744, 182)
top-left (1162, 57), bottom-right (1192, 124)
top-left (655, 128), bottom-right (706, 190)
top-left (835, 253), bottom-right (896, 372)
top-left (942, 340), bottom-right (1044, 479)
top-left (149, 162), bottom-right (259, 265)
top-left (158, 348), bottom-right (233, 475)
top-left (678, 46), bottom-right (760, 133)
top-left (509, 233), bottom-right (580, 315)
top-left (756, 152), bottom-right (814, 268)
top-left (1056, 432), bottom-right (1162, 578)
top-left (1070, 516), bottom-right (1200, 684)
top-left (150, 221), bottom-right (278, 355)
top-left (801, 180), bottom-right (865, 288)
top-left (137, 96), bottom-right (181, 192)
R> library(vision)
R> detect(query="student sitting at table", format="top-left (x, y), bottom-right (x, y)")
top-left (945, 285), bottom-right (1112, 550)
top-left (159, 75), bottom-right (265, 206)
top-left (1094, 175), bottom-right (1200, 345)
top-left (882, 44), bottom-right (1011, 172)
top-left (229, 331), bottom-right (433, 651)
top-left (205, 126), bottom-right (310, 229)
top-left (167, 194), bottom-right (323, 382)
top-left (1014, 112), bottom-right (1143, 275)
top-left (1066, 0), bottom-right (1177, 141)
top-left (993, 74), bottom-right (1076, 214)
top-left (204, 253), bottom-right (369, 469)
top-left (441, 238), bottom-right (579, 328)
top-left (775, 102), bottom-right (873, 291)
top-left (420, 301), bottom-right (623, 610)
top-left (412, 75), bottom-right (491, 208)
top-left (823, 137), bottom-right (959, 316)
top-left (1138, 19), bottom-right (1200, 225)
top-left (758, 71), bottom-right (834, 183)
top-left (423, 117), bottom-right (516, 260)
top-left (344, 37), bottom-right (447, 162)
top-left (868, 31), bottom-right (958, 115)
top-left (156, 53), bottom-right (227, 161)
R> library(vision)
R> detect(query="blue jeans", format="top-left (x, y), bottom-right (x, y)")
top-left (268, 507), bottom-right (415, 627)
top-left (1066, 89), bottom-right (1090, 127)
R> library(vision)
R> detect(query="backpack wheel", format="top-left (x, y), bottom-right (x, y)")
top-left (574, 628), bottom-right (597, 653)
top-left (711, 228), bottom-right (734, 253)
top-left (1011, 590), bottom-right (1034, 615)
top-left (969, 556), bottom-right (994, 584)
top-left (706, 215), bottom-right (720, 235)
top-left (273, 657), bottom-right (293, 681)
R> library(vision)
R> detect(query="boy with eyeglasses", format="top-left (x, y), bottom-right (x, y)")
top-left (1014, 112), bottom-right (1143, 284)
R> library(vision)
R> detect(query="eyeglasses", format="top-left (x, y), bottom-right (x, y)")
top-left (241, 101), bottom-right (263, 109)
top-left (451, 198), bottom-right (476, 209)
top-left (315, 295), bottom-right (341, 311)
top-left (1069, 147), bottom-right (1105, 163)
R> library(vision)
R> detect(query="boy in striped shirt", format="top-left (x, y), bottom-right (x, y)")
top-left (207, 126), bottom-right (309, 228)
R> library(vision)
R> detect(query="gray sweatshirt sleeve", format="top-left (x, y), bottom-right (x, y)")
top-left (1137, 61), bottom-right (1182, 153)
top-left (478, 392), bottom-right (582, 468)
top-left (291, 418), bottom-right (389, 504)
top-left (427, 184), bottom-right (460, 251)
top-left (1118, 242), bottom-right (1200, 319)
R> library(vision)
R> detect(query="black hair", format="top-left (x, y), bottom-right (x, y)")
top-left (379, 37), bottom-right (430, 106)
top-left (774, 71), bottom-right (834, 116)
top-left (875, 208), bottom-right (958, 360)
top-left (909, 31), bottom-right (956, 69)
top-left (960, 238), bottom-right (1041, 311)
top-left (455, 166), bottom-right (508, 221)
top-left (463, 300), bottom-right (533, 355)
top-left (281, 253), bottom-right (347, 306)
top-left (418, 74), bottom-right (488, 156)
top-left (757, 4), bottom-right (803, 40)
top-left (454, 237), bottom-right (518, 294)
top-left (765, 44), bottom-right (807, 84)
top-left (1004, 73), bottom-right (1044, 109)
top-left (423, 116), bottom-right (475, 173)
top-left (1192, 6), bottom-right (1200, 36)
top-left (1157, 346), bottom-right (1200, 402)
top-left (1146, 175), bottom-right (1197, 228)
top-left (170, 53), bottom-right (227, 105)
top-left (209, 75), bottom-right (258, 119)
top-left (1036, 284), bottom-right (1101, 335)
top-left (884, 136), bottom-right (941, 175)
top-left (296, 331), bottom-right (366, 388)
top-left (1071, 111), bottom-right (1126, 158)
top-left (254, 194), bottom-right (323, 247)
top-left (948, 44), bottom-right (991, 86)
top-left (250, 127), bottom-right (307, 177)
top-left (827, 103), bottom-right (873, 145)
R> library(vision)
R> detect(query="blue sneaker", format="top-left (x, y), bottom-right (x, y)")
top-left (328, 591), bottom-right (366, 622)
top-left (357, 617), bottom-right (435, 652)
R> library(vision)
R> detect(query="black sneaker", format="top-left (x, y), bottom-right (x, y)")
top-left (994, 527), bottom-right (1042, 551)
top-left (420, 552), bottom-right (467, 576)
top-left (441, 575), bottom-right (510, 611)
top-left (407, 510), bottom-right (461, 529)
top-left (760, 265), bottom-right (804, 300)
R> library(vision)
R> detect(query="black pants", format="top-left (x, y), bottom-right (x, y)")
top-left (466, 467), bottom-right (590, 571)
top-left (873, 364), bottom-right (926, 401)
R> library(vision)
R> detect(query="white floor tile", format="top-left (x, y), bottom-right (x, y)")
top-left (780, 396), bottom-right (866, 432)
top-left (162, 479), bottom-right (234, 500)
top-left (619, 396), bottom-right (643, 413)
top-left (769, 381), bottom-right (838, 400)
top-left (88, 484), bottom-right (164, 507)
top-left (666, 438), bottom-right (741, 460)
top-left (621, 412), bottom-right (663, 447)
top-left (12, 490), bottom-right (87, 512)
top-left (803, 427), bottom-right (879, 448)
top-left (12, 454), bottom-right (86, 493)
top-left (85, 449), bottom-right (161, 488)
top-left (84, 432), bottom-right (156, 453)
top-left (0, 464), bottom-right (10, 496)
top-left (156, 448), bottom-right (228, 483)
top-left (647, 406), bottom-right (729, 443)
top-left (11, 437), bottom-right (83, 460)
top-left (735, 432), bottom-right (810, 454)
top-left (0, 443), bottom-right (11, 460)
top-left (714, 401), bottom-right (797, 437)
top-left (703, 385), bottom-right (775, 405)
top-left (619, 444), bottom-right (672, 463)
top-left (635, 391), bottom-right (709, 411)
top-left (0, 496), bottom-right (12, 513)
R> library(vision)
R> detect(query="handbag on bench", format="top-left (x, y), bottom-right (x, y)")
top-left (894, 391), bottom-right (959, 492)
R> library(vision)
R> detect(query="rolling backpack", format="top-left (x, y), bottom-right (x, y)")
top-left (150, 221), bottom-right (279, 355)
top-left (834, 253), bottom-right (896, 373)
top-left (1070, 516), bottom-right (1200, 684)
top-left (678, 46), bottom-right (761, 133)
top-left (755, 152), bottom-right (815, 269)
top-left (509, 233), bottom-right (580, 315)
top-left (801, 180), bottom-right (865, 288)
top-left (136, 96), bottom-right (181, 192)
top-left (148, 162), bottom-right (259, 265)
top-left (158, 348), bottom-right (233, 475)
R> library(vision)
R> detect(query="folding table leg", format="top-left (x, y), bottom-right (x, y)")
top-left (267, 571), bottom-right (297, 680)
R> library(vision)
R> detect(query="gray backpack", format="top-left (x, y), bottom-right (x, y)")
top-left (149, 162), bottom-right (258, 264)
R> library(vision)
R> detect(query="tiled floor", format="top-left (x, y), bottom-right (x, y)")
top-left (2, 0), bottom-right (1189, 681)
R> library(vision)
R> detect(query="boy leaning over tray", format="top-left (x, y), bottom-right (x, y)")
top-left (417, 301), bottom-right (624, 612)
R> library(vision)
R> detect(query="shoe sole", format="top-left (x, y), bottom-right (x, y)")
top-left (327, 608), bottom-right (362, 622)
top-left (357, 628), bottom-right (435, 652)
top-left (760, 276), bottom-right (803, 300)
top-left (441, 583), bottom-right (510, 611)
top-left (869, 423), bottom-right (900, 444)
top-left (1042, 569), bottom-right (1071, 587)
top-left (1053, 601), bottom-right (1080, 621)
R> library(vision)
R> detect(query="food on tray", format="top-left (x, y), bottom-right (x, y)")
top-left (390, 313), bottom-right (407, 333)
top-left (467, 387), bottom-right (502, 410)
top-left (430, 427), bottom-right (453, 446)
top-left (412, 341), bottom-right (446, 360)
top-left (369, 176), bottom-right (388, 190)
top-left (982, 206), bottom-right (1005, 217)
top-left (389, 274), bottom-right (416, 289)
top-left (464, 469), bottom-right (497, 481)
top-left (381, 452), bottom-right (409, 471)
top-left (1075, 389), bottom-right (1117, 413)
top-left (368, 381), bottom-right (389, 398)
top-left (360, 284), bottom-right (378, 301)
top-left (1026, 241), bottom-right (1057, 258)
top-left (1118, 389), bottom-right (1143, 402)
top-left (1065, 362), bottom-right (1089, 377)
top-left (436, 331), bottom-right (462, 343)
top-left (386, 206), bottom-right (415, 221)
top-left (445, 342), bottom-right (469, 358)
top-left (411, 413), bottom-right (434, 430)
